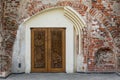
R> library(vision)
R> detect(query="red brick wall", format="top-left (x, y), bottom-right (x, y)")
top-left (0, 0), bottom-right (120, 72)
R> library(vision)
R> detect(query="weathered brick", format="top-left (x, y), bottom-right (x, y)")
top-left (0, 0), bottom-right (120, 74)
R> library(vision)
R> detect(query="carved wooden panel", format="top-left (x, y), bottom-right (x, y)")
top-left (31, 28), bottom-right (48, 72)
top-left (31, 28), bottom-right (65, 72)
top-left (48, 28), bottom-right (65, 72)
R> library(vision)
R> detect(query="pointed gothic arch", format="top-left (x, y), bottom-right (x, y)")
top-left (24, 6), bottom-right (86, 56)
top-left (12, 6), bottom-right (86, 73)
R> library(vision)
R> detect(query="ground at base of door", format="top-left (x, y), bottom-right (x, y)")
top-left (0, 73), bottom-right (120, 80)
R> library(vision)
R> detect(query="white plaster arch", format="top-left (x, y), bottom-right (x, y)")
top-left (12, 6), bottom-right (86, 73)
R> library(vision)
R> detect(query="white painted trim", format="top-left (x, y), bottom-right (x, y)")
top-left (25, 27), bottom-right (74, 73)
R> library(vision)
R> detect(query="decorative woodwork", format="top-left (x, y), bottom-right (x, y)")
top-left (31, 28), bottom-right (65, 72)
top-left (31, 28), bottom-right (48, 72)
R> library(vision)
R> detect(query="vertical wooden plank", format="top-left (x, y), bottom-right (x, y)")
top-left (62, 28), bottom-right (66, 72)
top-left (31, 28), bottom-right (35, 72)
top-left (47, 28), bottom-right (51, 72)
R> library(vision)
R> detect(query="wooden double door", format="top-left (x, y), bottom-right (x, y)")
top-left (31, 28), bottom-right (66, 72)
